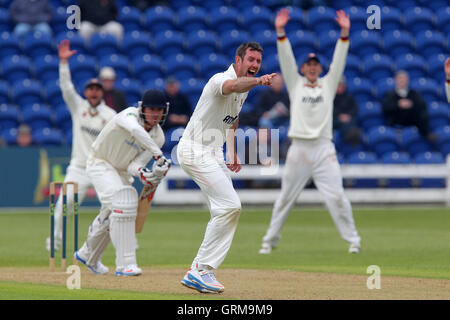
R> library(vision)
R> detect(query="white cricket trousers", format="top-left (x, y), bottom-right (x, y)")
top-left (78, 158), bottom-right (132, 267)
top-left (54, 165), bottom-right (92, 240)
top-left (177, 139), bottom-right (242, 270)
top-left (263, 138), bottom-right (360, 247)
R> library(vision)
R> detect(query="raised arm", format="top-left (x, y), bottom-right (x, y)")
top-left (445, 58), bottom-right (450, 103)
top-left (58, 40), bottom-right (82, 112)
top-left (222, 74), bottom-right (277, 95)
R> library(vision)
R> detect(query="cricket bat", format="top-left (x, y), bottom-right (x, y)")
top-left (135, 185), bottom-right (156, 233)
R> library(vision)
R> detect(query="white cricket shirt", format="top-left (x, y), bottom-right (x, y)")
top-left (59, 63), bottom-right (116, 168)
top-left (446, 80), bottom-right (450, 103)
top-left (277, 37), bottom-right (349, 140)
top-left (90, 107), bottom-right (165, 175)
top-left (181, 64), bottom-right (248, 148)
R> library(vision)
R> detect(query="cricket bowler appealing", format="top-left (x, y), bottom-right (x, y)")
top-left (74, 89), bottom-right (171, 276)
top-left (177, 41), bottom-right (277, 293)
top-left (259, 8), bottom-right (361, 255)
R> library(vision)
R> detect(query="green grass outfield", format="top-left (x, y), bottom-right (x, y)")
top-left (0, 206), bottom-right (449, 299)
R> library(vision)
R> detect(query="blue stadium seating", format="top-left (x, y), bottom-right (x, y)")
top-left (415, 30), bottom-right (447, 58)
top-left (262, 54), bottom-right (280, 74)
top-left (287, 30), bottom-right (318, 57)
top-left (23, 31), bottom-right (54, 59)
top-left (436, 6), bottom-right (450, 36)
top-left (345, 6), bottom-right (367, 31)
top-left (187, 30), bottom-right (219, 58)
top-left (176, 6), bottom-right (208, 34)
top-left (179, 78), bottom-right (206, 108)
top-left (165, 53), bottom-right (198, 81)
top-left (379, 6), bottom-right (404, 31)
top-left (89, 33), bottom-right (120, 58)
top-left (51, 6), bottom-right (71, 35)
top-left (118, 6), bottom-right (143, 31)
top-left (283, 7), bottom-right (305, 35)
top-left (22, 103), bottom-right (53, 130)
top-left (363, 53), bottom-right (394, 83)
top-left (56, 31), bottom-right (86, 55)
top-left (400, 126), bottom-right (432, 157)
top-left (54, 104), bottom-right (71, 132)
top-left (220, 29), bottom-right (250, 59)
top-left (346, 151), bottom-right (379, 188)
top-left (12, 79), bottom-right (44, 107)
top-left (132, 54), bottom-right (165, 83)
top-left (0, 80), bottom-right (9, 104)
top-left (343, 53), bottom-right (361, 79)
top-left (413, 151), bottom-right (445, 188)
top-left (207, 6), bottom-right (240, 35)
top-left (380, 151), bottom-right (412, 188)
top-left (241, 6), bottom-right (273, 34)
top-left (376, 77), bottom-right (395, 100)
top-left (253, 30), bottom-right (277, 59)
top-left (144, 77), bottom-right (166, 91)
top-left (122, 31), bottom-right (152, 61)
top-left (383, 30), bottom-right (414, 58)
top-left (346, 77), bottom-right (375, 104)
top-left (1, 55), bottom-right (33, 85)
top-left (410, 78), bottom-right (442, 102)
top-left (33, 127), bottom-right (64, 146)
top-left (404, 7), bottom-right (436, 35)
top-left (317, 30), bottom-right (339, 58)
top-left (427, 102), bottom-right (449, 129)
top-left (34, 54), bottom-right (59, 85)
top-left (350, 30), bottom-right (383, 57)
top-left (395, 53), bottom-right (427, 79)
top-left (45, 80), bottom-right (64, 106)
top-left (367, 126), bottom-right (399, 157)
top-left (0, 32), bottom-right (21, 58)
top-left (307, 6), bottom-right (338, 34)
top-left (144, 6), bottom-right (176, 34)
top-left (0, 104), bottom-right (21, 130)
top-left (1, 127), bottom-right (19, 145)
top-left (433, 126), bottom-right (450, 156)
top-left (115, 78), bottom-right (142, 106)
top-left (69, 54), bottom-right (98, 87)
top-left (154, 30), bottom-right (186, 58)
top-left (100, 54), bottom-right (131, 80)
top-left (198, 53), bottom-right (229, 80)
top-left (0, 8), bottom-right (10, 33)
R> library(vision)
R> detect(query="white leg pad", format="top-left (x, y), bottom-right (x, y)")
top-left (109, 186), bottom-right (139, 269)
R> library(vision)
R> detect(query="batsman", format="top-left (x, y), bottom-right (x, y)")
top-left (74, 89), bottom-right (171, 276)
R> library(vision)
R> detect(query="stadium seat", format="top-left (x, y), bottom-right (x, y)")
top-left (346, 151), bottom-right (378, 188)
top-left (346, 77), bottom-right (375, 104)
top-left (317, 30), bottom-right (339, 58)
top-left (88, 33), bottom-right (119, 58)
top-left (0, 32), bottom-right (21, 58)
top-left (363, 53), bottom-right (394, 83)
top-left (241, 6), bottom-right (273, 34)
top-left (400, 126), bottom-right (432, 157)
top-left (69, 54), bottom-right (98, 87)
top-left (344, 6), bottom-right (367, 31)
top-left (395, 54), bottom-right (427, 79)
top-left (433, 125), bottom-right (450, 156)
top-left (376, 77), bottom-right (395, 100)
top-left (51, 6), bottom-right (71, 35)
top-left (33, 127), bottom-right (64, 146)
top-left (357, 101), bottom-right (385, 131)
top-left (287, 30), bottom-right (318, 57)
top-left (144, 6), bottom-right (176, 34)
top-left (342, 53), bottom-right (361, 79)
top-left (207, 6), bottom-right (240, 35)
top-left (100, 54), bottom-right (131, 80)
top-left (379, 6), bottom-right (404, 31)
top-left (121, 31), bottom-right (152, 60)
top-left (179, 78), bottom-right (206, 109)
top-left (187, 30), bottom-right (219, 58)
top-left (198, 53), bottom-right (230, 80)
top-left (404, 7), bottom-right (435, 35)
top-left (34, 54), bottom-right (59, 85)
top-left (132, 54), bottom-right (165, 83)
top-left (307, 6), bottom-right (338, 34)
top-left (23, 31), bottom-right (54, 59)
top-left (382, 30), bottom-right (414, 58)
top-left (176, 6), bottom-right (208, 34)
top-left (0, 80), bottom-right (9, 104)
top-left (415, 30), bottom-right (447, 58)
top-left (0, 104), bottom-right (21, 130)
top-left (283, 7), bottom-right (305, 35)
top-left (262, 54), bottom-right (280, 74)
top-left (0, 8), bottom-right (10, 33)
top-left (154, 30), bottom-right (186, 58)
top-left (410, 78), bottom-right (442, 102)
top-left (115, 78), bottom-right (142, 106)
top-left (1, 55), bottom-right (33, 85)
top-left (380, 151), bottom-right (412, 188)
top-left (428, 53), bottom-right (447, 83)
top-left (436, 7), bottom-right (450, 36)
top-left (350, 30), bottom-right (383, 57)
top-left (197, 0), bottom-right (227, 10)
top-left (413, 151), bottom-right (445, 188)
top-left (143, 77), bottom-right (165, 91)
top-left (56, 31), bottom-right (86, 55)
top-left (427, 102), bottom-right (449, 129)
top-left (220, 29), bottom-right (250, 59)
top-left (22, 103), bottom-right (53, 130)
top-left (45, 80), bottom-right (65, 106)
top-left (367, 126), bottom-right (399, 157)
top-left (12, 79), bottom-right (44, 107)
top-left (118, 6), bottom-right (143, 31)
top-left (253, 30), bottom-right (277, 59)
top-left (165, 53), bottom-right (198, 81)
top-left (54, 104), bottom-right (72, 132)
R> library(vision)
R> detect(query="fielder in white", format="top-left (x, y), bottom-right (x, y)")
top-left (46, 40), bottom-right (116, 252)
top-left (445, 58), bottom-right (450, 103)
top-left (74, 89), bottom-right (171, 275)
top-left (259, 8), bottom-right (361, 255)
top-left (178, 42), bottom-right (277, 293)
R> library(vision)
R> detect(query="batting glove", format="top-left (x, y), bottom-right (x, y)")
top-left (138, 167), bottom-right (163, 188)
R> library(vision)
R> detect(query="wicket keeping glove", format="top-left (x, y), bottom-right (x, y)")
top-left (138, 167), bottom-right (163, 189)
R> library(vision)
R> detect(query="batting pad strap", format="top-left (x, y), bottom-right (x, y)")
top-left (111, 186), bottom-right (138, 218)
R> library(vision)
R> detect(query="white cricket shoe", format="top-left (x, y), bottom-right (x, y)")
top-left (181, 269), bottom-right (217, 293)
top-left (185, 268), bottom-right (224, 293)
top-left (258, 243), bottom-right (272, 254)
top-left (74, 251), bottom-right (109, 274)
top-left (115, 264), bottom-right (142, 276)
top-left (45, 236), bottom-right (61, 252)
top-left (348, 243), bottom-right (361, 254)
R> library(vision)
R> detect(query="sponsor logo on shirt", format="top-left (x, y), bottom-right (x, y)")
top-left (125, 139), bottom-right (139, 151)
top-left (81, 125), bottom-right (101, 137)
top-left (223, 115), bottom-right (238, 125)
top-left (302, 96), bottom-right (324, 104)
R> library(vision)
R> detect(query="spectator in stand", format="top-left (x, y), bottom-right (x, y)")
top-left (333, 75), bottom-right (360, 146)
top-left (78, 0), bottom-right (124, 41)
top-left (17, 124), bottom-right (33, 147)
top-left (99, 66), bottom-right (128, 113)
top-left (163, 76), bottom-right (192, 130)
top-left (9, 0), bottom-right (53, 39)
top-left (382, 70), bottom-right (433, 142)
top-left (445, 58), bottom-right (450, 103)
